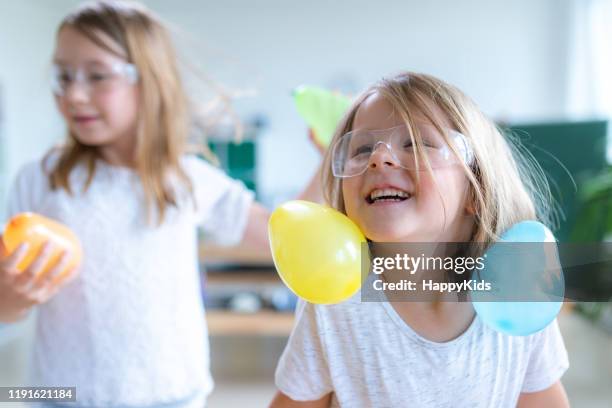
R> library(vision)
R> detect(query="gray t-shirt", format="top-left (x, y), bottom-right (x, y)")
top-left (275, 295), bottom-right (569, 408)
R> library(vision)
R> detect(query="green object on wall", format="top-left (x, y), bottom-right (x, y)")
top-left (208, 140), bottom-right (257, 195)
top-left (505, 120), bottom-right (608, 242)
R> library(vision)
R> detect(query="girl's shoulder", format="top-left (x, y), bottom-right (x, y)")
top-left (13, 148), bottom-right (60, 184)
top-left (7, 149), bottom-right (62, 216)
top-left (13, 147), bottom-right (92, 189)
top-left (179, 154), bottom-right (221, 177)
top-left (179, 154), bottom-right (244, 191)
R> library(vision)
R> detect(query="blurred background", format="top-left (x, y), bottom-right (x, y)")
top-left (0, 0), bottom-right (611, 407)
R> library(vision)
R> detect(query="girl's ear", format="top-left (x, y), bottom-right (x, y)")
top-left (465, 201), bottom-right (476, 215)
top-left (464, 191), bottom-right (477, 215)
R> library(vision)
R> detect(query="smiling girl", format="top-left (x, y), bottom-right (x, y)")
top-left (270, 72), bottom-right (569, 408)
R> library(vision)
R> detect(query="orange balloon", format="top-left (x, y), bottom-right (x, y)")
top-left (2, 212), bottom-right (83, 278)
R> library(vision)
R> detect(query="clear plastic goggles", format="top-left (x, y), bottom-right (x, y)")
top-left (331, 124), bottom-right (473, 178)
top-left (51, 61), bottom-right (139, 96)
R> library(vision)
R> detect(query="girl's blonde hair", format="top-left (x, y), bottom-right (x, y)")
top-left (48, 0), bottom-right (194, 224)
top-left (322, 72), bottom-right (554, 245)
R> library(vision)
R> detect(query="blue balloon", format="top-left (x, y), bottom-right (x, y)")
top-left (473, 301), bottom-right (563, 336)
top-left (472, 221), bottom-right (564, 336)
top-left (497, 220), bottom-right (556, 243)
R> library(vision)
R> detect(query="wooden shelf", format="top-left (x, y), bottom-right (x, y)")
top-left (200, 243), bottom-right (292, 336)
top-left (206, 270), bottom-right (281, 285)
top-left (200, 243), bottom-right (273, 266)
top-left (206, 310), bottom-right (294, 336)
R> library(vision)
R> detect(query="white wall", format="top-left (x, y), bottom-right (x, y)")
top-left (143, 0), bottom-right (572, 202)
top-left (0, 0), bottom-right (76, 213)
top-left (0, 0), bottom-right (573, 207)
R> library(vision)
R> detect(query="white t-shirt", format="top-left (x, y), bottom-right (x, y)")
top-left (6, 153), bottom-right (254, 407)
top-left (275, 294), bottom-right (569, 408)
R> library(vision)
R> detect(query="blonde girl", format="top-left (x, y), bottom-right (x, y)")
top-left (0, 1), bottom-right (319, 407)
top-left (271, 72), bottom-right (569, 408)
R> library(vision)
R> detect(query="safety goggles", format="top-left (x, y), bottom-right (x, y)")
top-left (51, 61), bottom-right (139, 96)
top-left (331, 124), bottom-right (474, 178)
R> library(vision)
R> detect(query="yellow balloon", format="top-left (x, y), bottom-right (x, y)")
top-left (268, 200), bottom-right (367, 304)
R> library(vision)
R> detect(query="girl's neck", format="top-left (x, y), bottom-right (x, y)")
top-left (390, 300), bottom-right (476, 343)
top-left (98, 140), bottom-right (137, 168)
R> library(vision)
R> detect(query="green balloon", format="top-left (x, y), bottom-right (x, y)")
top-left (293, 85), bottom-right (352, 147)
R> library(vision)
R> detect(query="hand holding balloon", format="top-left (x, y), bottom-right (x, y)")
top-left (294, 86), bottom-right (352, 148)
top-left (0, 213), bottom-right (82, 322)
top-left (268, 201), bottom-right (365, 304)
top-left (3, 213), bottom-right (82, 278)
top-left (307, 128), bottom-right (326, 156)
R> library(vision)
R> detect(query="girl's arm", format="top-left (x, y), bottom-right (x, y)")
top-left (269, 391), bottom-right (331, 408)
top-left (295, 163), bottom-right (323, 204)
top-left (238, 202), bottom-right (273, 254)
top-left (239, 165), bottom-right (323, 253)
top-left (517, 381), bottom-right (570, 408)
top-left (239, 129), bottom-right (325, 252)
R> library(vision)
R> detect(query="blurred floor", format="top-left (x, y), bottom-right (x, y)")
top-left (558, 311), bottom-right (612, 408)
top-left (207, 380), bottom-right (276, 408)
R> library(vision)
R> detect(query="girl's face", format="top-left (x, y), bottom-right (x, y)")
top-left (341, 92), bottom-right (474, 243)
top-left (53, 26), bottom-right (139, 164)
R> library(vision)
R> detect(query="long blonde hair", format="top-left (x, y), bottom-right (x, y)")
top-left (322, 72), bottom-right (554, 245)
top-left (48, 0), bottom-right (195, 224)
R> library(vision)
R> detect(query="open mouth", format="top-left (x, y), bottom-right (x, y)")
top-left (366, 188), bottom-right (412, 204)
top-left (73, 115), bottom-right (100, 124)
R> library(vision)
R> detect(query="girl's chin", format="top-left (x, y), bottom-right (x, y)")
top-left (364, 229), bottom-right (424, 243)
top-left (72, 133), bottom-right (111, 147)
top-left (359, 218), bottom-right (438, 242)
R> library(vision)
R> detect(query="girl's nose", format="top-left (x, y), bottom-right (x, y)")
top-left (63, 82), bottom-right (90, 104)
top-left (368, 142), bottom-right (400, 169)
